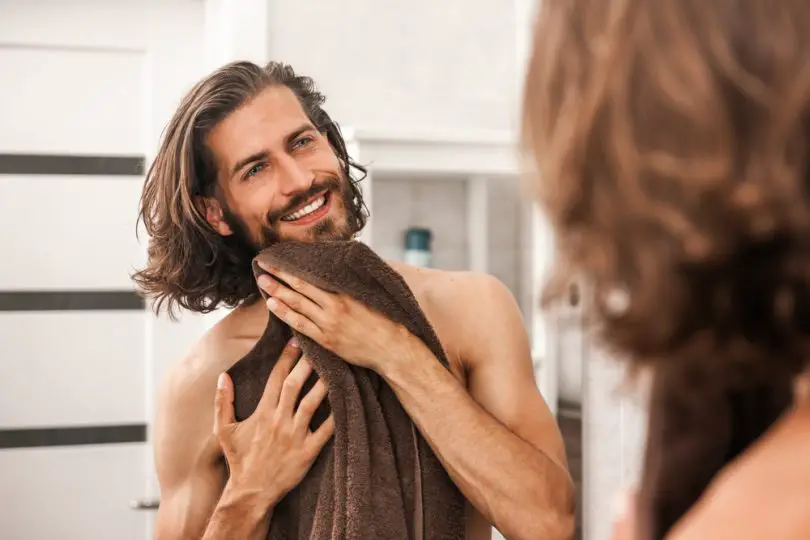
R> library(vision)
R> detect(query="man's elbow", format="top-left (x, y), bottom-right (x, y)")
top-left (500, 493), bottom-right (575, 540)
top-left (549, 475), bottom-right (577, 540)
top-left (506, 510), bottom-right (575, 540)
top-left (519, 507), bottom-right (576, 540)
top-left (544, 509), bottom-right (577, 540)
top-left (526, 476), bottom-right (576, 540)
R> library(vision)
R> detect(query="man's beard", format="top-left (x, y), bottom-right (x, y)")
top-left (220, 173), bottom-right (357, 254)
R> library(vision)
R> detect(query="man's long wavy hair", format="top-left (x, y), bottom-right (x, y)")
top-left (522, 1), bottom-right (810, 538)
top-left (133, 61), bottom-right (369, 318)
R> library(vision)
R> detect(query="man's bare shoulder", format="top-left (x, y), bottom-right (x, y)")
top-left (389, 263), bottom-right (513, 313)
top-left (161, 302), bottom-right (268, 405)
top-left (422, 269), bottom-right (523, 336)
top-left (388, 263), bottom-right (524, 367)
top-left (670, 403), bottom-right (810, 540)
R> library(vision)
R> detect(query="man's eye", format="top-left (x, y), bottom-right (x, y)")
top-left (292, 136), bottom-right (314, 150)
top-left (246, 163), bottom-right (265, 178)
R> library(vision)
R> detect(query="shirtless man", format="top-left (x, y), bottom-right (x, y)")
top-left (133, 61), bottom-right (574, 540)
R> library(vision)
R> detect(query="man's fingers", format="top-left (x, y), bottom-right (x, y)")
top-left (256, 263), bottom-right (334, 308)
top-left (259, 337), bottom-right (302, 410)
top-left (308, 413), bottom-right (335, 453)
top-left (293, 378), bottom-right (329, 433)
top-left (277, 356), bottom-right (314, 415)
top-left (258, 274), bottom-right (324, 324)
top-left (213, 373), bottom-right (236, 436)
top-left (267, 297), bottom-right (323, 341)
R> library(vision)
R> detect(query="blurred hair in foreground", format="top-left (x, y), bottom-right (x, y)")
top-left (521, 0), bottom-right (810, 538)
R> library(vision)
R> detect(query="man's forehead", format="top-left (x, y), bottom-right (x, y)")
top-left (250, 85), bottom-right (309, 121)
top-left (222, 86), bottom-right (311, 136)
top-left (207, 85), bottom-right (314, 164)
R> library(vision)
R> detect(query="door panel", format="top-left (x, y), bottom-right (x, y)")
top-left (0, 2), bottom-right (208, 538)
top-left (0, 445), bottom-right (147, 540)
top-left (0, 46), bottom-right (145, 155)
top-left (0, 312), bottom-right (146, 428)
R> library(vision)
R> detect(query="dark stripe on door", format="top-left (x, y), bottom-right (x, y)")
top-left (0, 424), bottom-right (147, 449)
top-left (0, 153), bottom-right (145, 176)
top-left (0, 291), bottom-right (145, 311)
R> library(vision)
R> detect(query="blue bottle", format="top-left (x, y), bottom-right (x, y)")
top-left (404, 227), bottom-right (433, 268)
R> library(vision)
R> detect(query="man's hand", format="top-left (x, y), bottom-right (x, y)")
top-left (256, 263), bottom-right (415, 372)
top-left (213, 338), bottom-right (335, 507)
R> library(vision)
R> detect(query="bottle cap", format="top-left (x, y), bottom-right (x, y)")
top-left (404, 227), bottom-right (432, 251)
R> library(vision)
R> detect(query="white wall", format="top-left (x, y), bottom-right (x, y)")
top-left (269, 0), bottom-right (520, 135)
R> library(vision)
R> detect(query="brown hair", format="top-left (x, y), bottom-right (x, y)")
top-left (132, 61), bottom-right (369, 317)
top-left (522, 1), bottom-right (810, 538)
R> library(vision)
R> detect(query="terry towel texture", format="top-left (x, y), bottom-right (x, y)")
top-left (227, 240), bottom-right (466, 540)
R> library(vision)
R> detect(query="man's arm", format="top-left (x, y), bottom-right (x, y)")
top-left (152, 358), bottom-right (232, 539)
top-left (200, 485), bottom-right (274, 540)
top-left (381, 274), bottom-right (575, 540)
top-left (152, 354), bottom-right (273, 540)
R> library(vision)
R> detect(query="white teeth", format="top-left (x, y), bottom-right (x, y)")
top-left (282, 196), bottom-right (326, 221)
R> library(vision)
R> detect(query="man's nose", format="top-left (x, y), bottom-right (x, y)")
top-left (277, 154), bottom-right (315, 195)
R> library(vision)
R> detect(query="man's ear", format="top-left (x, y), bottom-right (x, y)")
top-left (199, 196), bottom-right (233, 236)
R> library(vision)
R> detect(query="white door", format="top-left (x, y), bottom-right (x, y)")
top-left (0, 2), bottom-right (210, 538)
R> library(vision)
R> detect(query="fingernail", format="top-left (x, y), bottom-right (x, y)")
top-left (257, 275), bottom-right (270, 287)
top-left (267, 297), bottom-right (277, 309)
top-left (217, 373), bottom-right (227, 389)
top-left (290, 337), bottom-right (299, 348)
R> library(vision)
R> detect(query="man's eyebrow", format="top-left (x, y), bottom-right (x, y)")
top-left (231, 150), bottom-right (269, 177)
top-left (286, 123), bottom-right (318, 145)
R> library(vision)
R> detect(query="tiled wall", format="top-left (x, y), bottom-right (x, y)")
top-left (370, 175), bottom-right (534, 317)
top-left (371, 176), bottom-right (471, 271)
top-left (486, 176), bottom-right (535, 318)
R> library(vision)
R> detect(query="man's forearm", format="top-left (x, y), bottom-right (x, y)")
top-left (202, 484), bottom-right (274, 540)
top-left (380, 341), bottom-right (574, 540)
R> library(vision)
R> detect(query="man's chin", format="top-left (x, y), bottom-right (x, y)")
top-left (270, 218), bottom-right (352, 245)
top-left (306, 218), bottom-right (354, 242)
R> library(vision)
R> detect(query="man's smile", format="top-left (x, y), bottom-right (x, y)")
top-left (280, 190), bottom-right (331, 225)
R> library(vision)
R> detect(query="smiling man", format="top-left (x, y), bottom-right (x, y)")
top-left (133, 61), bottom-right (574, 540)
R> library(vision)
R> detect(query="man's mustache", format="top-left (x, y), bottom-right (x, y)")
top-left (267, 176), bottom-right (342, 224)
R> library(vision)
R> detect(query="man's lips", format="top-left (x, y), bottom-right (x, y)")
top-left (280, 191), bottom-right (331, 224)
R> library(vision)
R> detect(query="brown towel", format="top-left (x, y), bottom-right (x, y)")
top-left (227, 240), bottom-right (466, 540)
